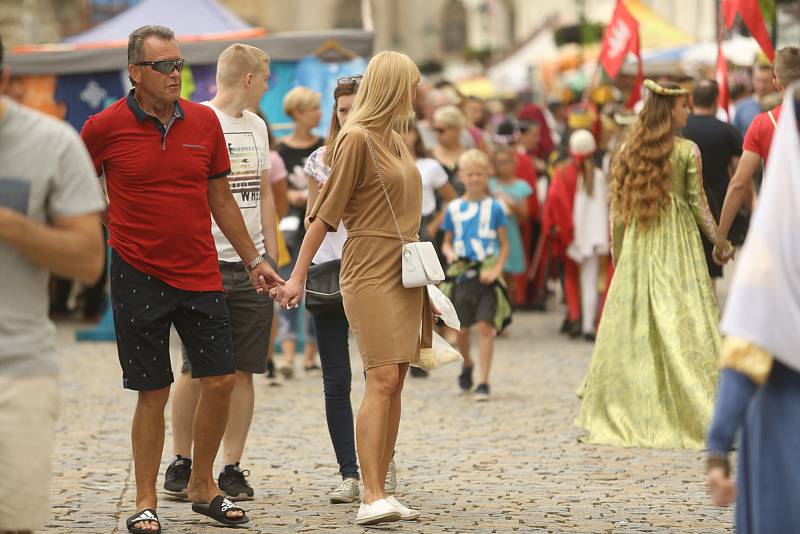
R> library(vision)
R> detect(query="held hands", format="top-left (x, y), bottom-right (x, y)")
top-left (712, 241), bottom-right (736, 266)
top-left (706, 466), bottom-right (737, 507)
top-left (269, 275), bottom-right (304, 309)
top-left (248, 262), bottom-right (285, 295)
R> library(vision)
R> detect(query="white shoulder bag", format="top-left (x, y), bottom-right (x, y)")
top-left (364, 132), bottom-right (445, 288)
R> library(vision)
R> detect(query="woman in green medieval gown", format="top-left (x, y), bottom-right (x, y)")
top-left (576, 80), bottom-right (735, 450)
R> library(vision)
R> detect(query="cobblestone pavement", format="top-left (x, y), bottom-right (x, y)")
top-left (45, 306), bottom-right (733, 534)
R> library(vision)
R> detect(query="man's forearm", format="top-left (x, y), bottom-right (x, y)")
top-left (720, 150), bottom-right (761, 239)
top-left (0, 210), bottom-right (104, 284)
top-left (718, 185), bottom-right (745, 239)
top-left (211, 195), bottom-right (260, 264)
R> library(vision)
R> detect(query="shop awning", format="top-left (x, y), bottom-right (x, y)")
top-left (7, 30), bottom-right (375, 75)
top-left (63, 0), bottom-right (255, 44)
top-left (623, 0), bottom-right (696, 50)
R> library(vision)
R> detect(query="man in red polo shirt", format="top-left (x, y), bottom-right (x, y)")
top-left (80, 25), bottom-right (282, 532)
top-left (716, 47), bottom-right (800, 264)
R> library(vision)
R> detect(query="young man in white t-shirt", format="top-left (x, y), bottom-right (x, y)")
top-left (166, 43), bottom-right (279, 501)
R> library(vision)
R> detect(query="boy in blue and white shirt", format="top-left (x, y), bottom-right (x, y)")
top-left (442, 149), bottom-right (509, 401)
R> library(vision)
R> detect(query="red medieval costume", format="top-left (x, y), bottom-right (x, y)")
top-left (537, 160), bottom-right (580, 323)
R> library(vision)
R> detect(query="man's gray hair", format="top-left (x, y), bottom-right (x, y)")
top-left (127, 25), bottom-right (175, 65)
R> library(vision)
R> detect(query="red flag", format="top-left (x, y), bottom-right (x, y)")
top-left (627, 33), bottom-right (643, 108)
top-left (716, 44), bottom-right (730, 119)
top-left (599, 1), bottom-right (640, 80)
top-left (723, 0), bottom-right (775, 61)
top-left (722, 0), bottom-right (737, 29)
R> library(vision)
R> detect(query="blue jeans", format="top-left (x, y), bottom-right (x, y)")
top-left (312, 309), bottom-right (359, 480)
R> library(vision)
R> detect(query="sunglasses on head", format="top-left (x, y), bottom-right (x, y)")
top-left (337, 75), bottom-right (363, 87)
top-left (135, 58), bottom-right (185, 75)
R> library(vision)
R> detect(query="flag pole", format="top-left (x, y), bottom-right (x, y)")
top-left (716, 0), bottom-right (730, 119)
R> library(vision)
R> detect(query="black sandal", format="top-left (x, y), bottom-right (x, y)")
top-left (126, 508), bottom-right (161, 534)
top-left (192, 495), bottom-right (250, 527)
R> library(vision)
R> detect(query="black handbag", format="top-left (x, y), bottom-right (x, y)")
top-left (305, 260), bottom-right (344, 317)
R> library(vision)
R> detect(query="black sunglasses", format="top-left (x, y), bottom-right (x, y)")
top-left (337, 75), bottom-right (363, 87)
top-left (135, 58), bottom-right (185, 75)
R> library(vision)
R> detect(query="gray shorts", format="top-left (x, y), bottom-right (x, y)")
top-left (182, 257), bottom-right (275, 374)
top-left (452, 276), bottom-right (497, 328)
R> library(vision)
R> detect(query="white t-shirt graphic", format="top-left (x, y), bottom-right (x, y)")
top-left (203, 101), bottom-right (271, 262)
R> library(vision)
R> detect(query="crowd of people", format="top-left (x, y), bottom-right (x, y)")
top-left (2, 16), bottom-right (800, 533)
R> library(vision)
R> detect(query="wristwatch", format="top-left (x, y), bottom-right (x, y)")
top-left (245, 256), bottom-right (264, 273)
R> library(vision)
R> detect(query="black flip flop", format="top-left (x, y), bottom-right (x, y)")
top-left (126, 508), bottom-right (161, 534)
top-left (192, 495), bottom-right (250, 527)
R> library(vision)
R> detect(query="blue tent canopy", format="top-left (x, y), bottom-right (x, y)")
top-left (642, 46), bottom-right (690, 63)
top-left (64, 0), bottom-right (252, 44)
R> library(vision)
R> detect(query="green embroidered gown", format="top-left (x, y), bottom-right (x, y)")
top-left (576, 138), bottom-right (727, 450)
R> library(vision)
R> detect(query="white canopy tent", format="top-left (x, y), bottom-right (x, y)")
top-left (680, 35), bottom-right (764, 70)
top-left (486, 28), bottom-right (558, 94)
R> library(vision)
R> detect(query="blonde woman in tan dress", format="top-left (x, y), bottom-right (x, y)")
top-left (272, 51), bottom-right (432, 526)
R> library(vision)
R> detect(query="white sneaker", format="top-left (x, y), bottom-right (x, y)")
top-left (385, 458), bottom-right (397, 494)
top-left (329, 477), bottom-right (359, 504)
top-left (386, 495), bottom-right (420, 521)
top-left (355, 498), bottom-right (401, 525)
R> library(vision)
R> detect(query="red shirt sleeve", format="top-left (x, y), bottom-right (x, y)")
top-left (79, 116), bottom-right (105, 176)
top-left (207, 112), bottom-right (231, 180)
top-left (742, 112), bottom-right (768, 160)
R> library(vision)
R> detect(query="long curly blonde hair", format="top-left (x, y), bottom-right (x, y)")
top-left (610, 83), bottom-right (684, 229)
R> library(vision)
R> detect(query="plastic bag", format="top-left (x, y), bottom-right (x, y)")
top-left (413, 331), bottom-right (463, 371)
top-left (427, 284), bottom-right (460, 330)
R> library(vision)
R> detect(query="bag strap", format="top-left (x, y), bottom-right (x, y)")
top-left (363, 130), bottom-right (406, 246)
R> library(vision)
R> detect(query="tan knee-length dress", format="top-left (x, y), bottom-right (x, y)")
top-left (308, 125), bottom-right (432, 369)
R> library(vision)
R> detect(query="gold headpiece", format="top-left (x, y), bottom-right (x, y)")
top-left (644, 79), bottom-right (689, 96)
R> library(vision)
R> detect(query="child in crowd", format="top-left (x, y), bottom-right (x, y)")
top-left (489, 145), bottom-right (533, 304)
top-left (441, 150), bottom-right (511, 401)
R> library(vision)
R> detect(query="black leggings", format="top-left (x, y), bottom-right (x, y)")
top-left (312, 309), bottom-right (359, 480)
